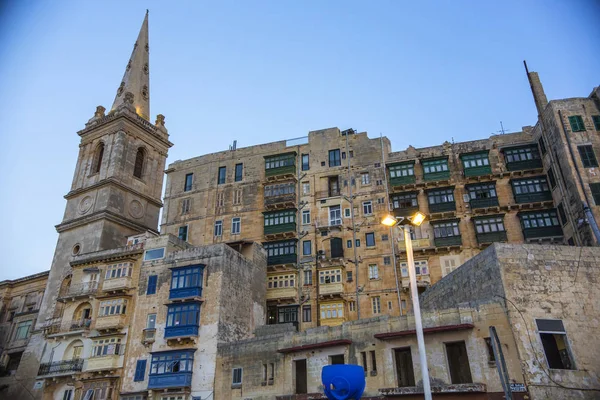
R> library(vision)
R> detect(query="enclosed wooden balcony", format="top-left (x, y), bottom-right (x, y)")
top-left (94, 314), bottom-right (126, 331)
top-left (85, 354), bottom-right (122, 372)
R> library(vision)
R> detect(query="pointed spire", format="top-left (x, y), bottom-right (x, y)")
top-left (111, 11), bottom-right (150, 120)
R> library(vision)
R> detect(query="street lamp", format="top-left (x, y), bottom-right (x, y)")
top-left (381, 211), bottom-right (432, 400)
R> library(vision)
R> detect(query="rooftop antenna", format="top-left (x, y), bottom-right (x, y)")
top-left (497, 121), bottom-right (511, 135)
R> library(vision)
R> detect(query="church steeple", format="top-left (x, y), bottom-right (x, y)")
top-left (111, 10), bottom-right (150, 120)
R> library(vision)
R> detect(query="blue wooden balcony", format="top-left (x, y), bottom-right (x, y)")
top-left (169, 286), bottom-right (202, 300)
top-left (165, 325), bottom-right (199, 339)
top-left (148, 372), bottom-right (192, 389)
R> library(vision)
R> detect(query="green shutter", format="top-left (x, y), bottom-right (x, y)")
top-left (593, 115), bottom-right (600, 131)
top-left (569, 115), bottom-right (585, 132)
top-left (590, 183), bottom-right (600, 205)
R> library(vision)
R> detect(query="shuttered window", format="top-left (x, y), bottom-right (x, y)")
top-left (134, 360), bottom-right (147, 381)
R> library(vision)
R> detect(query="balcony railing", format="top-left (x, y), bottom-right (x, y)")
top-left (315, 190), bottom-right (341, 199)
top-left (506, 158), bottom-right (543, 171)
top-left (476, 231), bottom-right (508, 244)
top-left (434, 236), bottom-right (462, 247)
top-left (44, 318), bottom-right (92, 335)
top-left (102, 276), bottom-right (132, 292)
top-left (423, 170), bottom-right (450, 182)
top-left (389, 175), bottom-right (416, 186)
top-left (266, 286), bottom-right (297, 300)
top-left (148, 371), bottom-right (193, 389)
top-left (143, 328), bottom-right (156, 343)
top-left (393, 206), bottom-right (420, 218)
top-left (470, 197), bottom-right (499, 209)
top-left (60, 282), bottom-right (99, 298)
top-left (164, 325), bottom-right (199, 339)
top-left (464, 165), bottom-right (492, 177)
top-left (319, 283), bottom-right (344, 296)
top-left (85, 354), bottom-right (123, 372)
top-left (265, 193), bottom-right (296, 207)
top-left (429, 201), bottom-right (456, 213)
top-left (522, 226), bottom-right (563, 240)
top-left (264, 223), bottom-right (297, 236)
top-left (95, 314), bottom-right (126, 330)
top-left (169, 286), bottom-right (203, 300)
top-left (38, 359), bottom-right (84, 376)
top-left (397, 238), bottom-right (432, 251)
top-left (267, 253), bottom-right (297, 266)
top-left (514, 191), bottom-right (552, 204)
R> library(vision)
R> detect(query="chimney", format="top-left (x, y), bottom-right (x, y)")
top-left (524, 60), bottom-right (548, 116)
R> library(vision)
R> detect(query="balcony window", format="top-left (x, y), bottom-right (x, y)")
top-left (391, 192), bottom-right (419, 217)
top-left (277, 306), bottom-right (298, 325)
top-left (267, 274), bottom-right (295, 289)
top-left (265, 153), bottom-right (296, 177)
top-left (422, 158), bottom-right (450, 181)
top-left (467, 182), bottom-right (498, 208)
top-left (165, 303), bottom-right (200, 338)
top-left (169, 265), bottom-right (203, 299)
top-left (148, 350), bottom-right (194, 389)
top-left (461, 151), bottom-right (491, 177)
top-left (184, 173), bottom-right (193, 192)
top-left (400, 260), bottom-right (429, 277)
top-left (329, 205), bottom-right (342, 226)
top-left (98, 299), bottom-right (127, 316)
top-left (105, 263), bottom-right (133, 280)
top-left (328, 176), bottom-right (341, 197)
top-left (473, 216), bottom-right (507, 244)
top-left (263, 240), bottom-right (297, 266)
top-left (320, 303), bottom-right (344, 320)
top-left (427, 187), bottom-right (456, 213)
top-left (511, 176), bottom-right (552, 203)
top-left (519, 210), bottom-right (563, 239)
top-left (388, 162), bottom-right (415, 185)
top-left (329, 149), bottom-right (341, 167)
top-left (92, 337), bottom-right (123, 357)
top-left (503, 145), bottom-right (542, 171)
top-left (320, 269), bottom-right (342, 284)
top-left (432, 220), bottom-right (462, 247)
top-left (264, 209), bottom-right (296, 235)
top-left (568, 115), bottom-right (585, 132)
top-left (265, 183), bottom-right (295, 198)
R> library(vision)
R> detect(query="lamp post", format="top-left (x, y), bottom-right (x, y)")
top-left (382, 212), bottom-right (432, 400)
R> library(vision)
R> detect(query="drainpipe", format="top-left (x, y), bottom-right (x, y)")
top-left (346, 132), bottom-right (361, 319)
top-left (557, 109), bottom-right (600, 244)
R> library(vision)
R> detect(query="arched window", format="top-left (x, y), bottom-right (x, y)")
top-left (133, 147), bottom-right (145, 179)
top-left (92, 142), bottom-right (105, 174)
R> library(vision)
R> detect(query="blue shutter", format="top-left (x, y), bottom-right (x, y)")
top-left (147, 275), bottom-right (157, 295)
top-left (134, 360), bottom-right (147, 382)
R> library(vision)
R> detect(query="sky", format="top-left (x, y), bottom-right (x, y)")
top-left (0, 0), bottom-right (598, 280)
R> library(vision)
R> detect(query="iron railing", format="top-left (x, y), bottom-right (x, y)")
top-left (38, 359), bottom-right (83, 376)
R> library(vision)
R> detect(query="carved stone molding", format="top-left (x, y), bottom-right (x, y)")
top-left (78, 196), bottom-right (94, 214)
top-left (129, 200), bottom-right (145, 219)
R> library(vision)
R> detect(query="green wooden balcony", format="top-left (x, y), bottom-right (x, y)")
top-left (470, 197), bottom-right (499, 209)
top-left (265, 165), bottom-right (296, 177)
top-left (264, 223), bottom-right (296, 236)
top-left (423, 171), bottom-right (450, 182)
top-left (522, 226), bottom-right (563, 240)
top-left (394, 206), bottom-right (420, 217)
top-left (429, 202), bottom-right (456, 213)
top-left (476, 231), bottom-right (507, 244)
top-left (267, 253), bottom-right (297, 266)
top-left (514, 191), bottom-right (552, 204)
top-left (506, 159), bottom-right (543, 172)
top-left (434, 236), bottom-right (462, 247)
top-left (390, 175), bottom-right (416, 186)
top-left (464, 165), bottom-right (492, 177)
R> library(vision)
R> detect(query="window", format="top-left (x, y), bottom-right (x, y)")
top-left (105, 262), bottom-right (133, 280)
top-left (147, 314), bottom-right (156, 329)
top-left (134, 360), bottom-right (147, 381)
top-left (461, 152), bottom-right (490, 169)
top-left (536, 319), bottom-right (574, 370)
top-left (263, 240), bottom-right (297, 264)
top-left (302, 306), bottom-right (311, 322)
top-left (92, 337), bottom-right (122, 357)
top-left (235, 163), bottom-right (243, 182)
top-left (346, 239), bottom-right (352, 248)
top-left (362, 201), bottom-right (373, 215)
top-left (467, 183), bottom-right (497, 201)
top-left (392, 192), bottom-right (418, 209)
top-left (371, 296), bottom-right (381, 314)
top-left (14, 320), bottom-right (32, 340)
top-left (441, 256), bottom-right (460, 277)
top-left (355, 239), bottom-right (361, 247)
top-left (264, 210), bottom-right (296, 227)
top-left (342, 152), bottom-right (346, 159)
top-left (133, 148), bottom-right (146, 178)
top-left (144, 248), bottom-right (165, 261)
top-left (590, 183), bottom-right (600, 205)
top-left (214, 220), bottom-right (223, 236)
top-left (233, 189), bottom-right (242, 205)
top-left (166, 303), bottom-right (200, 331)
top-left (92, 142), bottom-right (105, 174)
top-left (395, 348), bottom-right (415, 387)
top-left (400, 260), bottom-right (429, 277)
top-left (268, 274), bottom-right (296, 289)
top-left (232, 367), bottom-right (243, 385)
top-left (181, 198), bottom-right (191, 215)
top-left (184, 173), bottom-right (193, 192)
top-left (329, 206), bottom-right (342, 226)
top-left (231, 217), bottom-right (241, 235)
top-left (422, 158), bottom-right (449, 174)
top-left (302, 154), bottom-right (309, 171)
top-left (484, 338), bottom-right (496, 363)
top-left (568, 115), bottom-right (585, 132)
top-left (368, 264), bottom-right (379, 280)
top-left (216, 192), bottom-right (224, 207)
top-left (520, 210), bottom-right (560, 229)
top-left (99, 299), bottom-right (127, 316)
top-left (428, 188), bottom-right (455, 205)
top-left (361, 173), bottom-right (370, 185)
top-left (218, 166), bottom-right (227, 184)
top-left (319, 269), bottom-right (342, 284)
top-left (170, 266), bottom-right (203, 291)
top-left (178, 226), bottom-right (188, 241)
top-left (578, 145), bottom-right (598, 167)
top-left (265, 153), bottom-right (295, 172)
top-left (512, 177), bottom-right (551, 202)
top-left (389, 162), bottom-right (415, 179)
top-left (547, 168), bottom-right (557, 189)
top-left (302, 182), bottom-right (310, 195)
top-left (303, 270), bottom-right (313, 285)
top-left (593, 115), bottom-right (600, 131)
top-left (62, 389), bottom-right (73, 400)
top-left (504, 145), bottom-right (541, 163)
top-left (381, 234), bottom-right (388, 241)
top-left (433, 221), bottom-right (460, 238)
top-left (346, 271), bottom-right (353, 281)
top-left (446, 341), bottom-right (473, 384)
top-left (538, 137), bottom-right (547, 155)
top-left (147, 275), bottom-right (157, 295)
top-left (302, 210), bottom-right (310, 225)
top-left (557, 203), bottom-right (567, 226)
top-left (150, 350), bottom-right (194, 375)
top-left (361, 352), bottom-right (368, 371)
top-left (302, 240), bottom-right (311, 255)
top-left (370, 351), bottom-right (377, 372)
top-left (474, 216), bottom-right (505, 234)
top-left (329, 149), bottom-right (341, 167)
top-left (344, 208), bottom-right (351, 218)
top-left (384, 256), bottom-right (391, 265)
top-left (320, 303), bottom-right (344, 319)
top-left (365, 232), bottom-right (376, 247)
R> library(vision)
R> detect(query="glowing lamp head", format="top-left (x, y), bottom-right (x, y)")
top-left (409, 211), bottom-right (426, 226)
top-left (381, 215), bottom-right (398, 227)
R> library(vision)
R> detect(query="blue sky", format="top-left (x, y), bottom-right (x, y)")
top-left (0, 1), bottom-right (598, 280)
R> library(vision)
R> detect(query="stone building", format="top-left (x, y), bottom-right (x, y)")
top-left (0, 271), bottom-right (48, 379)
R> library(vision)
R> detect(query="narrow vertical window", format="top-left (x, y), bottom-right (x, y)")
top-left (146, 275), bottom-right (157, 295)
top-left (302, 305), bottom-right (311, 322)
top-left (133, 148), bottom-right (145, 178)
top-left (92, 142), bottom-right (105, 174)
top-left (303, 240), bottom-right (311, 255)
top-left (134, 359), bottom-right (147, 381)
top-left (232, 217), bottom-right (241, 235)
top-left (178, 226), bottom-right (188, 241)
top-left (536, 319), bottom-right (575, 370)
top-left (184, 173), bottom-right (193, 192)
top-left (218, 166), bottom-right (227, 184)
top-left (302, 154), bottom-right (310, 171)
top-left (235, 163), bottom-right (243, 182)
top-left (214, 220), bottom-right (223, 236)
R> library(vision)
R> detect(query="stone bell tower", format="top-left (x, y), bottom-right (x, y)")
top-left (14, 11), bottom-right (172, 396)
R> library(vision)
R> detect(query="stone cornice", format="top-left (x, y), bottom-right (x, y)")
top-left (55, 209), bottom-right (159, 234)
top-left (64, 177), bottom-right (163, 208)
top-left (0, 270), bottom-right (50, 288)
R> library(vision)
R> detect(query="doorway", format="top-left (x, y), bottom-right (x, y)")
top-left (394, 347), bottom-right (415, 387)
top-left (295, 359), bottom-right (307, 394)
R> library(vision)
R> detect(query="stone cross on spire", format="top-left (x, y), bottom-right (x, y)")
top-left (111, 10), bottom-right (150, 120)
